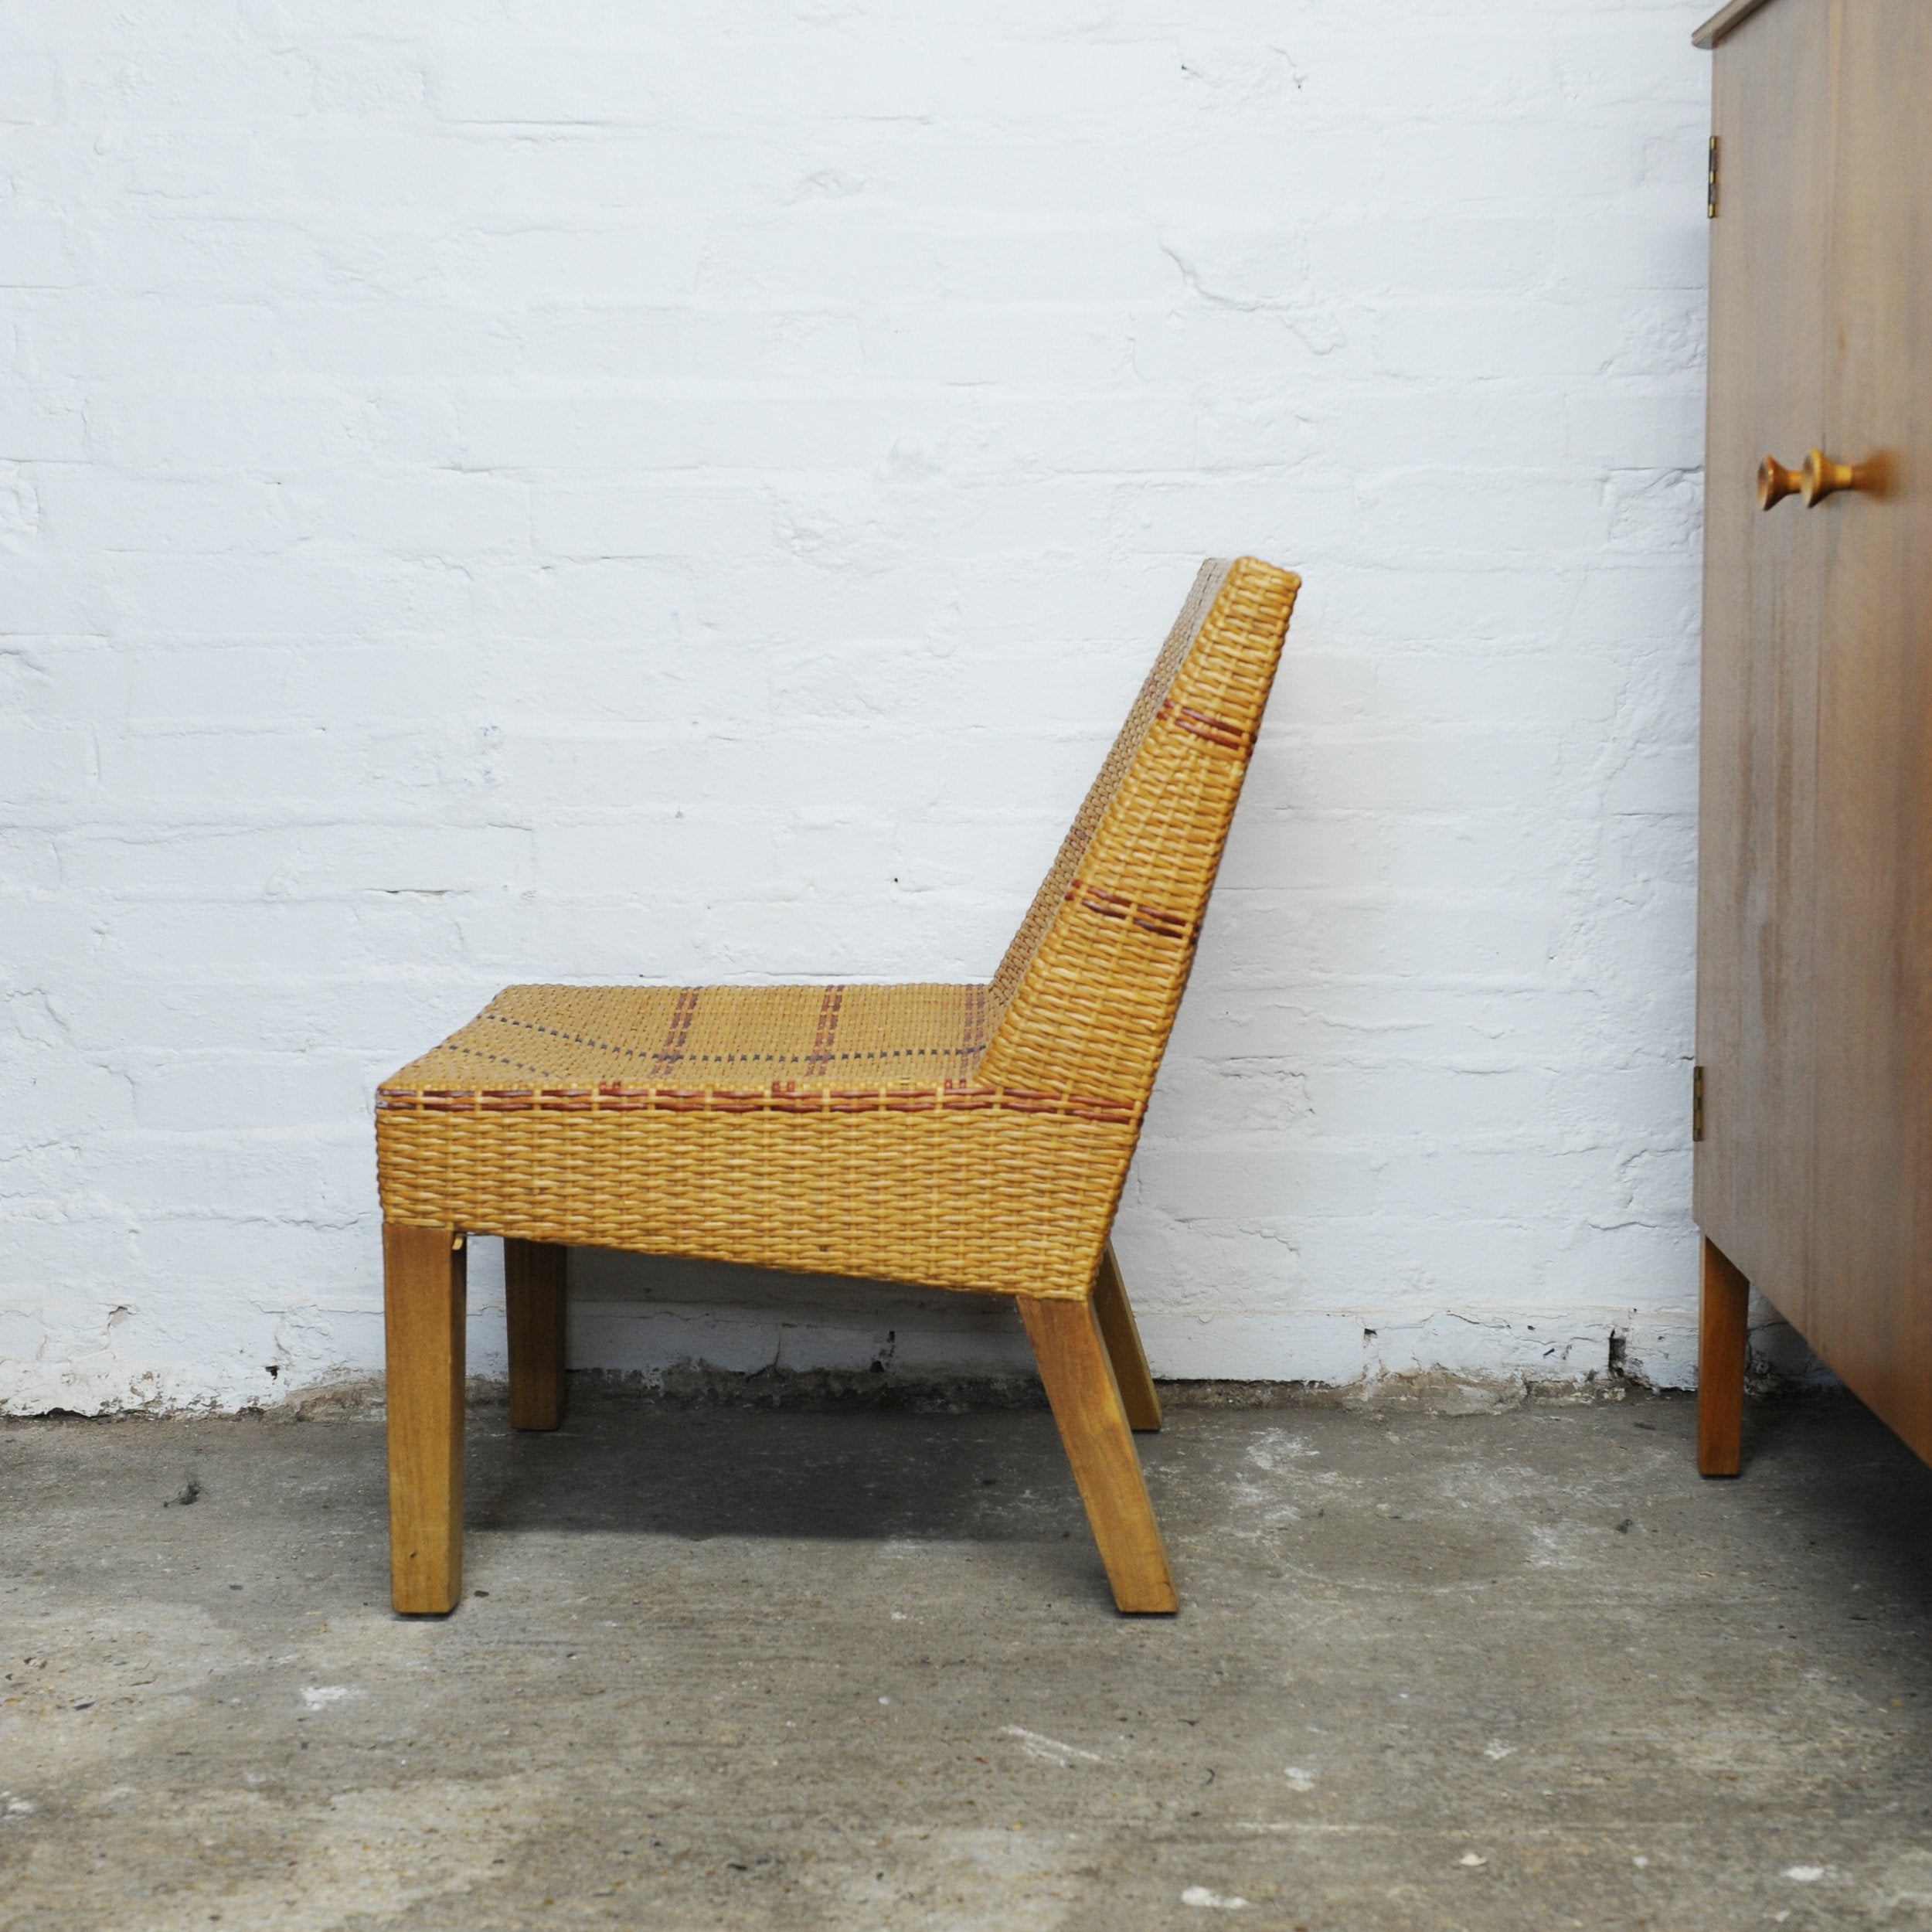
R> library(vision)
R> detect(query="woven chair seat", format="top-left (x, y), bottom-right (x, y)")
top-left (381, 980), bottom-right (995, 1098)
top-left (376, 979), bottom-right (1141, 1298)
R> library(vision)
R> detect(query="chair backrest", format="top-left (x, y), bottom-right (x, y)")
top-left (978, 556), bottom-right (1300, 1102)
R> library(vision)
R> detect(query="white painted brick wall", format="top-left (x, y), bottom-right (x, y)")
top-left (2, 0), bottom-right (1730, 1413)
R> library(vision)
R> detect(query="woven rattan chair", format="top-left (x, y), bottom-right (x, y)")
top-left (375, 556), bottom-right (1299, 1615)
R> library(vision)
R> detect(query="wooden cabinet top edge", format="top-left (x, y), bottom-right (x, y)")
top-left (1692, 0), bottom-right (1781, 49)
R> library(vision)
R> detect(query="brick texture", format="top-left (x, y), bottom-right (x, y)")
top-left (2, 2), bottom-right (1719, 1412)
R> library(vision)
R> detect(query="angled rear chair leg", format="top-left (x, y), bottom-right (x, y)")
top-left (1020, 1294), bottom-right (1178, 1614)
top-left (1698, 1235), bottom-right (1750, 1478)
top-left (384, 1223), bottom-right (467, 1614)
top-left (1091, 1241), bottom-right (1162, 1431)
top-left (505, 1238), bottom-right (568, 1431)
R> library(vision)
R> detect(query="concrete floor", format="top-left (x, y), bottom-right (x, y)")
top-left (4, 1385), bottom-right (1931, 1931)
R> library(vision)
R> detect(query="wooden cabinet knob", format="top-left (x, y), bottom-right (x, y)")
top-left (1801, 449), bottom-right (1865, 505)
top-left (1758, 456), bottom-right (1803, 509)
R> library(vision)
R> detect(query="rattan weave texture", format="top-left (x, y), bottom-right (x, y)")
top-left (376, 556), bottom-right (1299, 1301)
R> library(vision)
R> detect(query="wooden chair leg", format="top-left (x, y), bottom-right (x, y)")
top-left (1092, 1241), bottom-right (1162, 1431)
top-left (384, 1223), bottom-right (467, 1614)
top-left (505, 1238), bottom-right (568, 1431)
top-left (1698, 1234), bottom-right (1750, 1478)
top-left (1019, 1294), bottom-right (1178, 1614)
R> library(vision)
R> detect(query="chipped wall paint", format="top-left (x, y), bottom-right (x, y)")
top-left (2, 1), bottom-right (1777, 1414)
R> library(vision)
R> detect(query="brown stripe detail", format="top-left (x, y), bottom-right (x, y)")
top-left (476, 1009), bottom-right (962, 1071)
top-left (376, 1082), bottom-right (1141, 1127)
top-left (434, 1038), bottom-right (584, 1083)
top-left (1062, 878), bottom-right (1201, 946)
top-left (652, 987), bottom-right (702, 1068)
top-left (1156, 698), bottom-right (1253, 753)
top-left (804, 984), bottom-right (845, 1070)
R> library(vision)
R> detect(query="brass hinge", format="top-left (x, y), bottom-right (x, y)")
top-left (1692, 1064), bottom-right (1705, 1141)
top-left (1706, 136), bottom-right (1719, 219)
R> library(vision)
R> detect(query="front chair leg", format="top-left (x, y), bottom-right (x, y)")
top-left (383, 1223), bottom-right (467, 1614)
top-left (1091, 1242), bottom-right (1162, 1431)
top-left (1020, 1295), bottom-right (1178, 1614)
top-left (505, 1238), bottom-right (568, 1430)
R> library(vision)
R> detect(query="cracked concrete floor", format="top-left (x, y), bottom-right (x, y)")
top-left (4, 1387), bottom-right (1931, 1930)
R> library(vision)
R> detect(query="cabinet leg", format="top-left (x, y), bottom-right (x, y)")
top-left (1698, 1235), bottom-right (1750, 1478)
top-left (384, 1223), bottom-right (467, 1613)
top-left (505, 1238), bottom-right (568, 1430)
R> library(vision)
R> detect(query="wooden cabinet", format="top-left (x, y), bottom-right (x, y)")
top-left (1693, 0), bottom-right (1932, 1468)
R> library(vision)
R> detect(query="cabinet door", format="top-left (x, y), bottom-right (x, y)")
top-left (1808, 0), bottom-right (1932, 1458)
top-left (1693, 0), bottom-right (1832, 1320)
